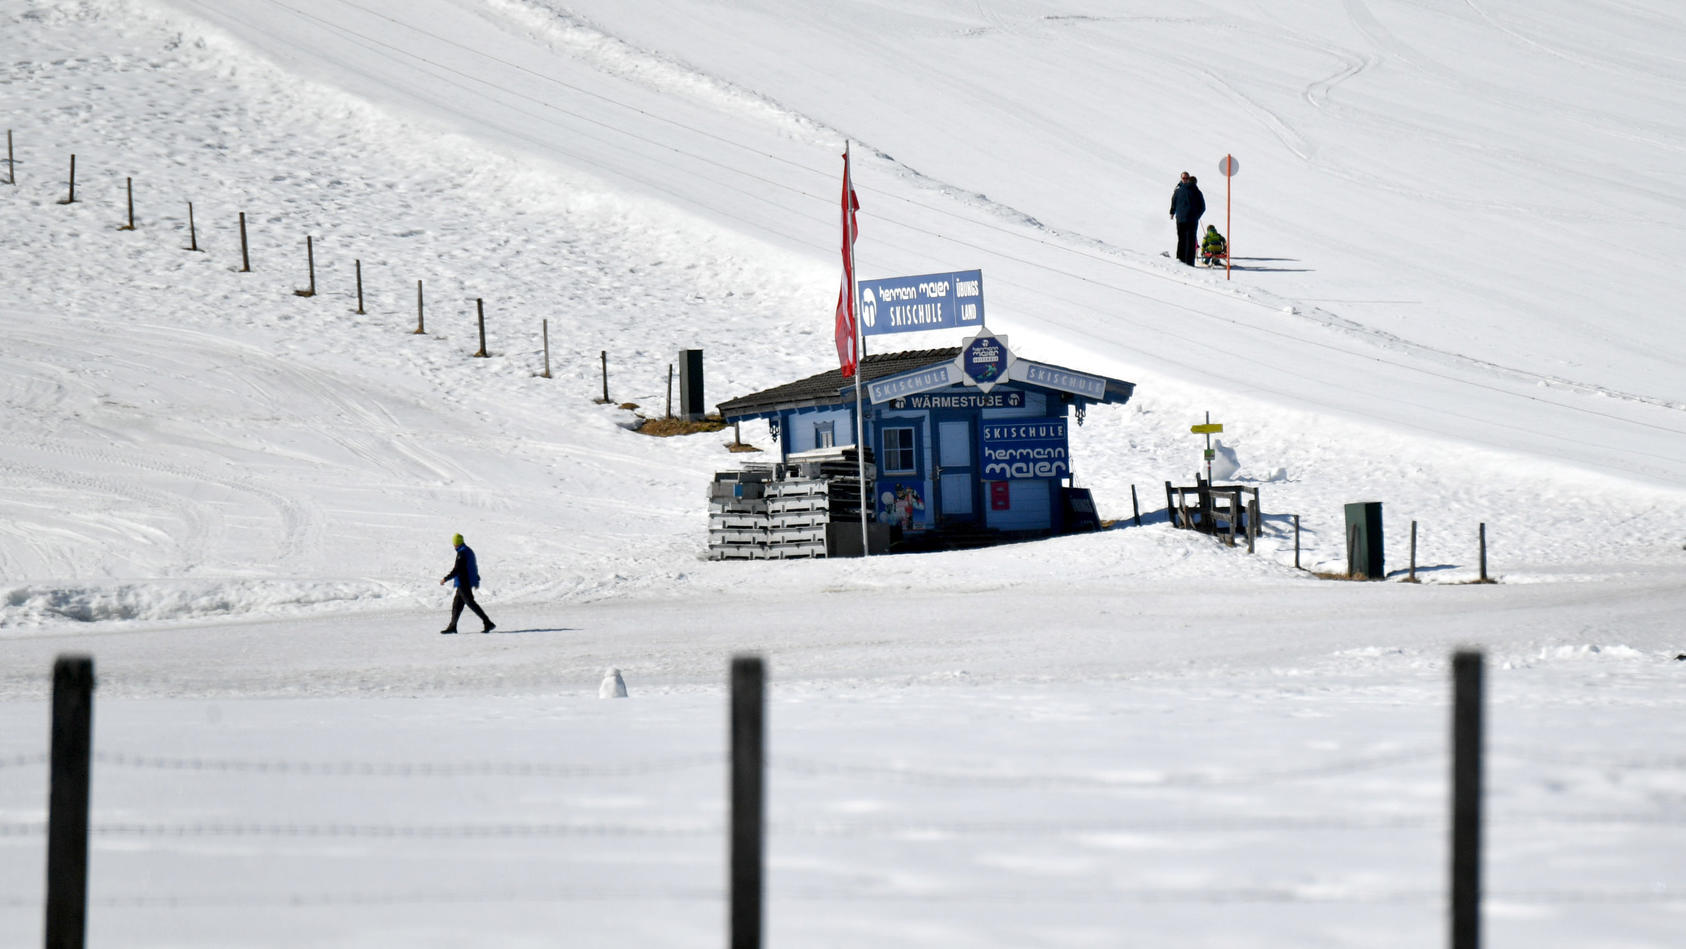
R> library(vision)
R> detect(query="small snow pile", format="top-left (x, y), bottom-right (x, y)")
top-left (599, 667), bottom-right (628, 698)
top-left (1209, 439), bottom-right (1241, 481)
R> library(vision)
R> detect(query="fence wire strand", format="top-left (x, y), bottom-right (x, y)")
top-left (771, 748), bottom-right (1442, 789)
top-left (91, 750), bottom-right (723, 778)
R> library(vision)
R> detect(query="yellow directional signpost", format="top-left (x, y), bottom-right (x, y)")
top-left (1191, 412), bottom-right (1223, 482)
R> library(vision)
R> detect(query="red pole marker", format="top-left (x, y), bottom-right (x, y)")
top-left (1219, 154), bottom-right (1239, 280)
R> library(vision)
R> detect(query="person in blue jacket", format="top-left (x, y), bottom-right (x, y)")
top-left (1170, 171), bottom-right (1206, 265)
top-left (439, 532), bottom-right (495, 634)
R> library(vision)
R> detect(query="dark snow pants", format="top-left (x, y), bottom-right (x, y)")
top-left (1176, 219), bottom-right (1200, 265)
top-left (448, 586), bottom-right (492, 630)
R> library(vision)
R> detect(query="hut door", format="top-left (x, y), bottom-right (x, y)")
top-left (936, 418), bottom-right (976, 521)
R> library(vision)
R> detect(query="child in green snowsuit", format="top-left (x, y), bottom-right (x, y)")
top-left (1201, 225), bottom-right (1227, 264)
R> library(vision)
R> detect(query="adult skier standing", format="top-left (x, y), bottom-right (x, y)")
top-left (439, 532), bottom-right (495, 634)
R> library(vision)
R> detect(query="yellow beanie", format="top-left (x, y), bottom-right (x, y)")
top-left (451, 533), bottom-right (464, 546)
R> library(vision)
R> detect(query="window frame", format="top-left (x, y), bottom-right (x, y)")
top-left (881, 425), bottom-right (917, 475)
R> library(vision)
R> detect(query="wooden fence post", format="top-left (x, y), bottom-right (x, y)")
top-left (1244, 489), bottom-right (1256, 548)
top-left (354, 259), bottom-right (365, 314)
top-left (59, 153), bottom-right (75, 204)
top-left (5, 129), bottom-right (13, 185)
top-left (186, 201), bottom-right (199, 252)
top-left (541, 319), bottom-right (551, 378)
top-left (1409, 520), bottom-right (1418, 582)
top-left (118, 177), bottom-right (135, 230)
top-left (45, 655), bottom-right (95, 949)
top-left (1164, 482), bottom-right (1177, 528)
top-left (413, 280), bottom-right (425, 334)
top-left (1131, 485), bottom-right (1141, 526)
top-left (730, 655), bottom-right (766, 949)
top-left (1294, 514), bottom-right (1301, 569)
top-left (1225, 489), bottom-right (1237, 547)
top-left (666, 364), bottom-right (674, 418)
top-left (294, 236), bottom-right (316, 296)
top-left (1451, 649), bottom-right (1484, 949)
top-left (473, 298), bottom-right (488, 357)
top-left (1478, 523), bottom-right (1488, 582)
top-left (600, 350), bottom-right (609, 403)
top-left (238, 211), bottom-right (250, 272)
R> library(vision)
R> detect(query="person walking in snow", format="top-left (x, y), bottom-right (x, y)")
top-left (439, 532), bottom-right (495, 634)
top-left (1170, 172), bottom-right (1206, 266)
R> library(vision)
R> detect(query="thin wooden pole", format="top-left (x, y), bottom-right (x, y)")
top-left (238, 211), bottom-right (250, 272)
top-left (354, 259), bottom-right (365, 314)
top-left (473, 298), bottom-right (488, 357)
top-left (293, 236), bottom-right (316, 296)
top-left (1478, 523), bottom-right (1488, 582)
top-left (119, 177), bottom-right (135, 230)
top-left (666, 364), bottom-right (674, 418)
top-left (730, 656), bottom-right (766, 949)
top-left (186, 201), bottom-right (199, 251)
top-left (601, 350), bottom-right (609, 403)
top-left (413, 280), bottom-right (425, 334)
top-left (1131, 484), bottom-right (1141, 526)
top-left (60, 153), bottom-right (75, 204)
top-left (541, 319), bottom-right (551, 378)
top-left (5, 129), bottom-right (13, 185)
top-left (1294, 514), bottom-right (1301, 569)
top-left (1246, 491), bottom-right (1257, 554)
top-left (45, 655), bottom-right (95, 949)
top-left (1451, 650), bottom-right (1484, 949)
top-left (1410, 520), bottom-right (1418, 582)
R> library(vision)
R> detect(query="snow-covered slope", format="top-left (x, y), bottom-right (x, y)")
top-left (2, 2), bottom-right (1684, 945)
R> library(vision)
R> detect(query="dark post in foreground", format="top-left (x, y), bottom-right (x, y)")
top-left (1451, 650), bottom-right (1484, 949)
top-left (354, 259), bottom-right (365, 314)
top-left (186, 201), bottom-right (199, 252)
top-left (413, 280), bottom-right (425, 334)
top-left (1131, 484), bottom-right (1141, 527)
top-left (5, 129), bottom-right (13, 185)
top-left (473, 298), bottom-right (488, 357)
top-left (238, 211), bottom-right (251, 272)
top-left (730, 655), bottom-right (765, 949)
top-left (45, 655), bottom-right (95, 949)
top-left (600, 350), bottom-right (609, 403)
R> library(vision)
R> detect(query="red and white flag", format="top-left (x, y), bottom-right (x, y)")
top-left (834, 147), bottom-right (861, 377)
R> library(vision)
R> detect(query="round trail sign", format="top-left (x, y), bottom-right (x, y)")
top-left (1219, 155), bottom-right (1239, 177)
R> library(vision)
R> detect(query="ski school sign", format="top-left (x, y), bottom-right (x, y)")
top-left (858, 269), bottom-right (984, 336)
top-left (980, 419), bottom-right (1071, 480)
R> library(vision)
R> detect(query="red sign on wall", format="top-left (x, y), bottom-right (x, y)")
top-left (989, 480), bottom-right (1011, 511)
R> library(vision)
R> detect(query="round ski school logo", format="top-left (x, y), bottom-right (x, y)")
top-left (860, 287), bottom-right (878, 328)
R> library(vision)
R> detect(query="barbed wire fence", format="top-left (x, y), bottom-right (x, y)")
top-left (8, 651), bottom-right (1684, 948)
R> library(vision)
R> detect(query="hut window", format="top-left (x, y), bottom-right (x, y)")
top-left (882, 427), bottom-right (915, 474)
top-left (814, 421), bottom-right (835, 448)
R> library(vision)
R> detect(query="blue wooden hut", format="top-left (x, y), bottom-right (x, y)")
top-left (716, 331), bottom-right (1134, 549)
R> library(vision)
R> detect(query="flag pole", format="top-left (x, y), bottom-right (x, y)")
top-left (847, 142), bottom-right (870, 556)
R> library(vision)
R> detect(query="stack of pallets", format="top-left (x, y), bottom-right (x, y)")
top-left (706, 467), bottom-right (773, 559)
top-left (706, 450), bottom-right (874, 560)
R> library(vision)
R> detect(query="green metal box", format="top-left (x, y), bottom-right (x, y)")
top-left (1343, 501), bottom-right (1385, 579)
